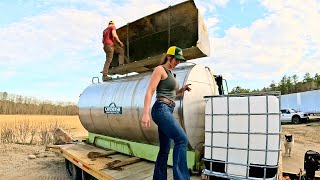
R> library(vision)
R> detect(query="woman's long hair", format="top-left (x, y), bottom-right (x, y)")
top-left (161, 55), bottom-right (174, 65)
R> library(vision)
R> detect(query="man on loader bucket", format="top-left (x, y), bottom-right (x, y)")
top-left (101, 20), bottom-right (124, 81)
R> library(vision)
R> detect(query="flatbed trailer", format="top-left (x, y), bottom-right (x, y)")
top-left (46, 142), bottom-right (320, 180)
top-left (46, 143), bottom-right (202, 180)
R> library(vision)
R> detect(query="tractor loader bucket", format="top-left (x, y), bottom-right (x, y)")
top-left (108, 0), bottom-right (210, 75)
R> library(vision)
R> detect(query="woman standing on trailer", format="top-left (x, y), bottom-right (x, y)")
top-left (142, 46), bottom-right (192, 180)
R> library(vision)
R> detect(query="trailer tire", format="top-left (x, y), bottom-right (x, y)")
top-left (82, 170), bottom-right (98, 180)
top-left (65, 159), bottom-right (81, 180)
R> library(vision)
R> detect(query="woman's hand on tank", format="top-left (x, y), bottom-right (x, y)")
top-left (176, 84), bottom-right (191, 96)
top-left (183, 84), bottom-right (191, 92)
top-left (141, 114), bottom-right (151, 128)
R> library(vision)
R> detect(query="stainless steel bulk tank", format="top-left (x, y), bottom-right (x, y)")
top-left (78, 64), bottom-right (217, 151)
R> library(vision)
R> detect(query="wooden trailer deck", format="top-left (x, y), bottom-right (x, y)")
top-left (46, 143), bottom-right (201, 180)
top-left (47, 142), bottom-right (319, 180)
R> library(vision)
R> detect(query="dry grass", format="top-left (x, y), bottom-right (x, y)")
top-left (0, 115), bottom-right (87, 145)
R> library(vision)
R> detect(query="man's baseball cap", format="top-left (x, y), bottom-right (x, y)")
top-left (109, 20), bottom-right (114, 24)
top-left (166, 46), bottom-right (186, 61)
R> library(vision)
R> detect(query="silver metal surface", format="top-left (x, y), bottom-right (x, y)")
top-left (78, 64), bottom-right (217, 150)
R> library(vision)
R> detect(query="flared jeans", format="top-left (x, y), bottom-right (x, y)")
top-left (151, 100), bottom-right (190, 180)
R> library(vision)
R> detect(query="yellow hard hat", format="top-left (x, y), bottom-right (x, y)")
top-left (166, 46), bottom-right (185, 61)
top-left (109, 20), bottom-right (114, 24)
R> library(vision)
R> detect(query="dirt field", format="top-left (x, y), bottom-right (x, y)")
top-left (0, 143), bottom-right (69, 180)
top-left (281, 117), bottom-right (320, 177)
top-left (0, 115), bottom-right (88, 180)
top-left (0, 115), bottom-right (319, 179)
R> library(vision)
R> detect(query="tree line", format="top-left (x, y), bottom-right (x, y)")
top-left (0, 92), bottom-right (78, 115)
top-left (230, 73), bottom-right (320, 95)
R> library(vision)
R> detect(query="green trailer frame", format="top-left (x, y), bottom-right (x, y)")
top-left (87, 132), bottom-right (202, 172)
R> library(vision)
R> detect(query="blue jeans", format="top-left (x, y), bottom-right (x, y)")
top-left (151, 100), bottom-right (190, 180)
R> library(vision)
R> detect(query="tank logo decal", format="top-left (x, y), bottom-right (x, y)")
top-left (104, 103), bottom-right (122, 114)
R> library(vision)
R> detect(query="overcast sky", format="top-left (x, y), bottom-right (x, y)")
top-left (1, 0), bottom-right (319, 103)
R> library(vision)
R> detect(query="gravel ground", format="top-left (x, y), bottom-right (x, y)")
top-left (0, 143), bottom-right (68, 180)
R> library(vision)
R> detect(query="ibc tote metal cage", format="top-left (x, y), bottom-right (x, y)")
top-left (203, 92), bottom-right (281, 180)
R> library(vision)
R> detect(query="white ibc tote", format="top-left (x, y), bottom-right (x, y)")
top-left (203, 92), bottom-right (281, 180)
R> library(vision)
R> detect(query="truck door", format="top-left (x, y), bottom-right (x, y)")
top-left (281, 109), bottom-right (290, 122)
